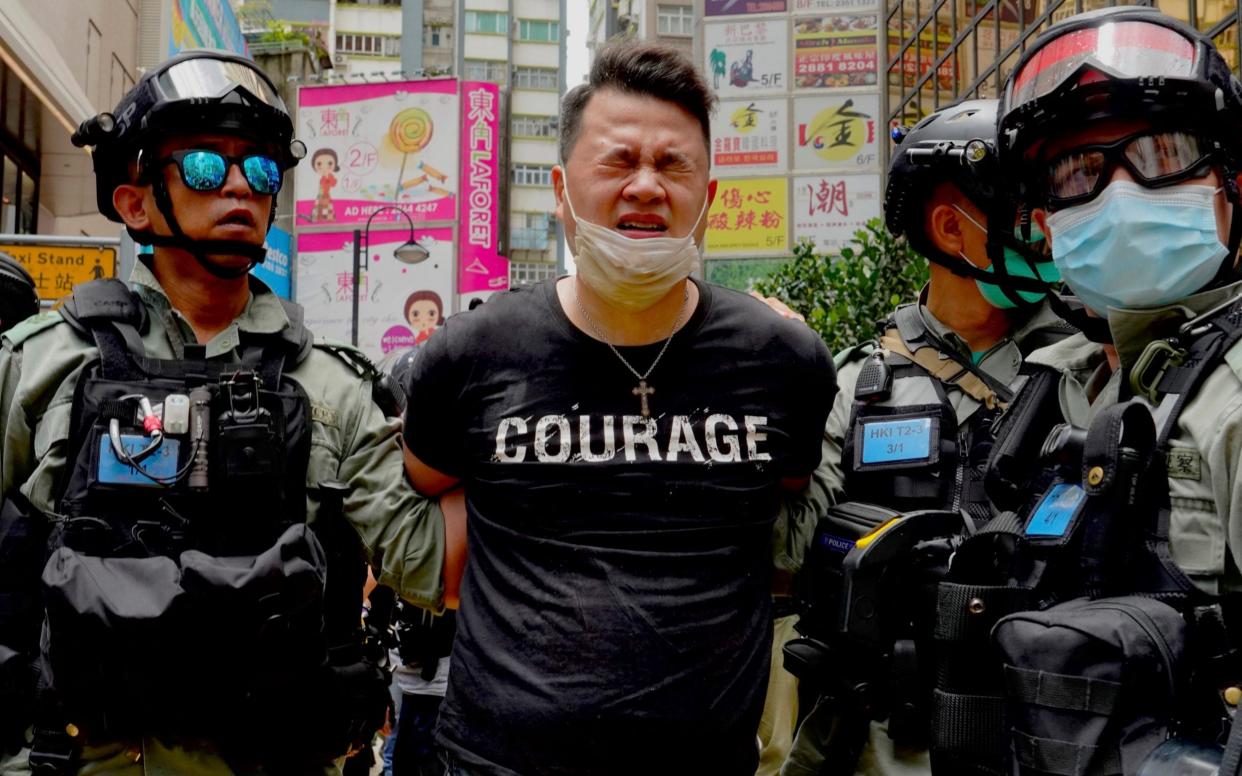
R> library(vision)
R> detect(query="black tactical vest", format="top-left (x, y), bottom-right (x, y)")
top-left (4, 280), bottom-right (389, 771)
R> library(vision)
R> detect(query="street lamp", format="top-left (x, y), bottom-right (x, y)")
top-left (352, 205), bottom-right (430, 347)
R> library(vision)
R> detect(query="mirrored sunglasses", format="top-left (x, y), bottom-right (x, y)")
top-left (161, 149), bottom-right (283, 196)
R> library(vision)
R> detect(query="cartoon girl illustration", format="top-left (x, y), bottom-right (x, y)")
top-left (311, 148), bottom-right (338, 222)
top-left (404, 290), bottom-right (445, 345)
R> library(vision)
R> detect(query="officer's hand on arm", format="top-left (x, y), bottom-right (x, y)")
top-left (403, 447), bottom-right (466, 609)
top-left (750, 291), bottom-right (806, 323)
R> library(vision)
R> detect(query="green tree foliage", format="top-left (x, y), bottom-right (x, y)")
top-left (754, 218), bottom-right (928, 354)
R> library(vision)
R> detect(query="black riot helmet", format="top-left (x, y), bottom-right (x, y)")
top-left (0, 252), bottom-right (38, 334)
top-left (994, 6), bottom-right (1242, 339)
top-left (886, 99), bottom-right (1053, 307)
top-left (71, 50), bottom-right (306, 276)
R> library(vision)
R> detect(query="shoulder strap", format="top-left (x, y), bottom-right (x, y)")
top-left (58, 279), bottom-right (145, 336)
top-left (834, 340), bottom-right (876, 371)
top-left (880, 327), bottom-right (1008, 411)
top-left (314, 342), bottom-right (403, 418)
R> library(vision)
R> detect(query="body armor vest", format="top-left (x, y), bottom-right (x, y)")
top-left (842, 306), bottom-right (1011, 525)
top-left (930, 298), bottom-right (1242, 776)
top-left (0, 280), bottom-right (389, 771)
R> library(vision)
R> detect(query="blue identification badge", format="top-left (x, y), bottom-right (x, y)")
top-left (1025, 483), bottom-right (1087, 539)
top-left (857, 416), bottom-right (937, 467)
top-left (97, 435), bottom-right (181, 486)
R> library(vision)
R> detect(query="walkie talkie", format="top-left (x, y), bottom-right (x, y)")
top-left (854, 352), bottom-right (892, 401)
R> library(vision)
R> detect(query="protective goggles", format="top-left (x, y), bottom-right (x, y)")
top-left (160, 150), bottom-right (283, 195)
top-left (154, 57), bottom-right (285, 111)
top-left (1044, 130), bottom-right (1214, 208)
top-left (1007, 21), bottom-right (1198, 113)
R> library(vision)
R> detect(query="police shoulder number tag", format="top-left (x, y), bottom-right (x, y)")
top-left (1025, 482), bottom-right (1087, 540)
top-left (855, 414), bottom-right (939, 469)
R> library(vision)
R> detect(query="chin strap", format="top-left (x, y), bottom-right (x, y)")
top-left (136, 175), bottom-right (269, 280)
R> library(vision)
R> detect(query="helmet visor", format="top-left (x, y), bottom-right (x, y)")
top-left (156, 58), bottom-right (283, 109)
top-left (1007, 21), bottom-right (1197, 113)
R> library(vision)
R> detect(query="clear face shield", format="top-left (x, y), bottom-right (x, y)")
top-left (154, 57), bottom-right (287, 113)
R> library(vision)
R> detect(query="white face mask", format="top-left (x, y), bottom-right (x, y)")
top-left (562, 173), bottom-right (709, 312)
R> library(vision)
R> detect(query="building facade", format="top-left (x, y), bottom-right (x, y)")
top-left (587, 0), bottom-right (696, 58)
top-left (270, 0), bottom-right (567, 288)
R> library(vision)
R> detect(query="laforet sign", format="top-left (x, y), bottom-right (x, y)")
top-left (0, 243), bottom-right (117, 302)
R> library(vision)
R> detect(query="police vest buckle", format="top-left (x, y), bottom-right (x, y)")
top-left (1130, 339), bottom-right (1186, 404)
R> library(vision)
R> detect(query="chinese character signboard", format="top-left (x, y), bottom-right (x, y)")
top-left (793, 13), bottom-right (880, 89)
top-left (252, 226), bottom-right (292, 299)
top-left (296, 80), bottom-right (460, 228)
top-left (706, 178), bottom-right (789, 257)
top-left (0, 242), bottom-right (116, 302)
top-left (793, 93), bottom-right (880, 171)
top-left (889, 19), bottom-right (956, 92)
top-left (170, 0), bottom-right (248, 57)
top-left (794, 0), bottom-right (879, 11)
top-left (458, 81), bottom-right (508, 295)
top-left (710, 99), bottom-right (789, 175)
top-left (792, 174), bottom-right (882, 254)
top-left (705, 0), bottom-right (788, 14)
top-left (704, 19), bottom-right (789, 96)
top-left (296, 228), bottom-right (454, 361)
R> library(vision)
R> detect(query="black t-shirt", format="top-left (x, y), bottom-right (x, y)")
top-left (405, 278), bottom-right (834, 776)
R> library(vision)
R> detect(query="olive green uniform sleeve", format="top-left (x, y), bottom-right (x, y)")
top-left (294, 349), bottom-right (446, 611)
top-left (773, 358), bottom-right (859, 573)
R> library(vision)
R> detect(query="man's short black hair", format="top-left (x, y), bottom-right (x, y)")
top-left (559, 41), bottom-right (716, 163)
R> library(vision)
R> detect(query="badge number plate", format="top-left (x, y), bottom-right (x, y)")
top-left (1025, 483), bottom-right (1087, 538)
top-left (860, 417), bottom-right (934, 465)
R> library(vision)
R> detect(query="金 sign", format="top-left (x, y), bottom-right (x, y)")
top-left (793, 14), bottom-right (880, 89)
top-left (0, 243), bottom-right (116, 302)
top-left (710, 99), bottom-right (789, 174)
top-left (706, 178), bottom-right (789, 257)
top-left (792, 174), bottom-right (882, 254)
top-left (704, 19), bottom-right (789, 97)
top-left (793, 93), bottom-right (881, 172)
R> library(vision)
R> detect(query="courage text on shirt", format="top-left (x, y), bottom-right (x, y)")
top-left (493, 413), bottom-right (773, 464)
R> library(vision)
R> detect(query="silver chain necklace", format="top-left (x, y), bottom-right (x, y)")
top-left (573, 286), bottom-right (689, 419)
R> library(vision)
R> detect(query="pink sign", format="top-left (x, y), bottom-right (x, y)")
top-left (296, 79), bottom-right (460, 227)
top-left (457, 81), bottom-right (508, 294)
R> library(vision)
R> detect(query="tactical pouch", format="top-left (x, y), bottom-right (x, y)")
top-left (992, 595), bottom-right (1186, 776)
top-left (40, 522), bottom-right (328, 739)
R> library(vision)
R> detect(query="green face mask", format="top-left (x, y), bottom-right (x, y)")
top-left (974, 225), bottom-right (1059, 309)
top-left (953, 205), bottom-right (1059, 310)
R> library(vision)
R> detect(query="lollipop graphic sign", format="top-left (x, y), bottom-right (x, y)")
top-left (295, 79), bottom-right (460, 226)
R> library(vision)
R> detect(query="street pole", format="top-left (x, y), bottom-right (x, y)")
top-left (352, 227), bottom-right (362, 347)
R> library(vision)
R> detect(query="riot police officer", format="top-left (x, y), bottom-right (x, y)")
top-left (778, 99), bottom-right (1072, 776)
top-left (0, 252), bottom-right (38, 334)
top-left (0, 50), bottom-right (458, 775)
top-left (928, 7), bottom-right (1242, 774)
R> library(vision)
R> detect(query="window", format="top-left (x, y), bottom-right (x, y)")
top-left (465, 11), bottom-right (508, 34)
top-left (423, 26), bottom-right (451, 48)
top-left (657, 5), bottom-right (693, 36)
top-left (513, 66), bottom-right (558, 90)
top-left (464, 59), bottom-right (508, 83)
top-left (510, 212), bottom-right (552, 250)
top-left (512, 164), bottom-right (554, 187)
top-left (0, 59), bottom-right (39, 234)
top-left (517, 19), bottom-right (559, 42)
top-left (336, 33), bottom-right (400, 56)
top-left (510, 261), bottom-right (557, 288)
top-left (512, 115), bottom-right (556, 138)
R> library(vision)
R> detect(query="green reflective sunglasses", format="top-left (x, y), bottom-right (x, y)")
top-left (159, 149), bottom-right (283, 195)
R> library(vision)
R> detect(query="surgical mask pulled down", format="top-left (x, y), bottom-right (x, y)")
top-left (562, 174), bottom-right (709, 312)
top-left (1046, 181), bottom-right (1228, 317)
top-left (952, 206), bottom-right (1060, 310)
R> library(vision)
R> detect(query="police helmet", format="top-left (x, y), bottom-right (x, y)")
top-left (998, 6), bottom-right (1242, 182)
top-left (886, 99), bottom-right (1000, 249)
top-left (72, 50), bottom-right (305, 224)
top-left (0, 252), bottom-right (38, 334)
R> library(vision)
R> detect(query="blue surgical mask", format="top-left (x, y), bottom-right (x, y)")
top-left (953, 207), bottom-right (1059, 309)
top-left (1046, 180), bottom-right (1228, 317)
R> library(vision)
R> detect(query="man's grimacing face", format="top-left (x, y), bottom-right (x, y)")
top-left (553, 88), bottom-right (717, 251)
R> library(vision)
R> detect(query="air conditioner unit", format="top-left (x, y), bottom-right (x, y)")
top-left (333, 52), bottom-right (348, 66)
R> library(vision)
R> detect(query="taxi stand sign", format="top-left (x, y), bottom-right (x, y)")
top-left (0, 240), bottom-right (118, 302)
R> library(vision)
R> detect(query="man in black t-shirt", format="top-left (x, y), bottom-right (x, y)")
top-left (403, 41), bottom-right (834, 776)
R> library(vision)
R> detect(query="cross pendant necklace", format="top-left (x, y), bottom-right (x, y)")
top-left (574, 287), bottom-right (689, 419)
